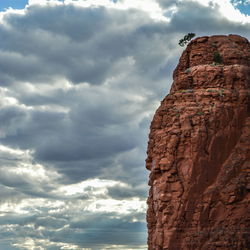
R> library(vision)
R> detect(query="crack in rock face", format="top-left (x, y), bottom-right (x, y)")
top-left (146, 34), bottom-right (250, 250)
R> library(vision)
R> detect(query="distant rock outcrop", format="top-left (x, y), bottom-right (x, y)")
top-left (146, 35), bottom-right (250, 249)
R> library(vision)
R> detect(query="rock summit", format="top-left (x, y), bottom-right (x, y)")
top-left (146, 34), bottom-right (250, 249)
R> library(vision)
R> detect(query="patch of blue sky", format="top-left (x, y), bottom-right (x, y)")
top-left (0, 0), bottom-right (28, 11)
top-left (231, 0), bottom-right (250, 15)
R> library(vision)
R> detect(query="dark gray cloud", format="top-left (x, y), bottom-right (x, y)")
top-left (0, 4), bottom-right (169, 85)
top-left (0, 184), bottom-right (27, 204)
top-left (0, 0), bottom-right (249, 249)
top-left (169, 1), bottom-right (250, 37)
top-left (0, 203), bottom-right (147, 249)
top-left (0, 3), bottom-right (173, 191)
top-left (63, 213), bottom-right (147, 248)
top-left (0, 106), bottom-right (27, 137)
top-left (107, 183), bottom-right (147, 199)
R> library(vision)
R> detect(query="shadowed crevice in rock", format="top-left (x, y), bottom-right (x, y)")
top-left (146, 34), bottom-right (250, 250)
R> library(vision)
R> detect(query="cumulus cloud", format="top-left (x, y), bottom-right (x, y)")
top-left (0, 0), bottom-right (249, 249)
top-left (0, 3), bottom-right (169, 85)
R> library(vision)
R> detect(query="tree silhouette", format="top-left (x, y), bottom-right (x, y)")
top-left (179, 33), bottom-right (196, 47)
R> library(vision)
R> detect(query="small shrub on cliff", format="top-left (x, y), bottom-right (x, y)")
top-left (179, 33), bottom-right (196, 47)
top-left (196, 111), bottom-right (204, 116)
top-left (213, 51), bottom-right (222, 64)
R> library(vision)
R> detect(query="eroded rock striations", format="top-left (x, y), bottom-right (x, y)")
top-left (146, 35), bottom-right (250, 249)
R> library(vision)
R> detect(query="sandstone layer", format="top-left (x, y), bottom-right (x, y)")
top-left (146, 35), bottom-right (250, 249)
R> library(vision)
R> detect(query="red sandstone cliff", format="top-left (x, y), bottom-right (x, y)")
top-left (146, 34), bottom-right (250, 249)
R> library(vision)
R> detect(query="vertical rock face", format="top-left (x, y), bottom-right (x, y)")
top-left (146, 35), bottom-right (250, 249)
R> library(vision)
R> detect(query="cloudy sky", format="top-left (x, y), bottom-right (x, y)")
top-left (0, 0), bottom-right (249, 249)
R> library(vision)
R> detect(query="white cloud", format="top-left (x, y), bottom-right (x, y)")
top-left (13, 238), bottom-right (86, 250)
top-left (27, 0), bottom-right (168, 21)
top-left (190, 0), bottom-right (250, 22)
top-left (85, 197), bottom-right (146, 214)
top-left (28, 0), bottom-right (63, 6)
top-left (0, 144), bottom-right (31, 160)
top-left (56, 178), bottom-right (120, 196)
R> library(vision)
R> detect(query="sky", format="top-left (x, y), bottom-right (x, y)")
top-left (0, 0), bottom-right (249, 249)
